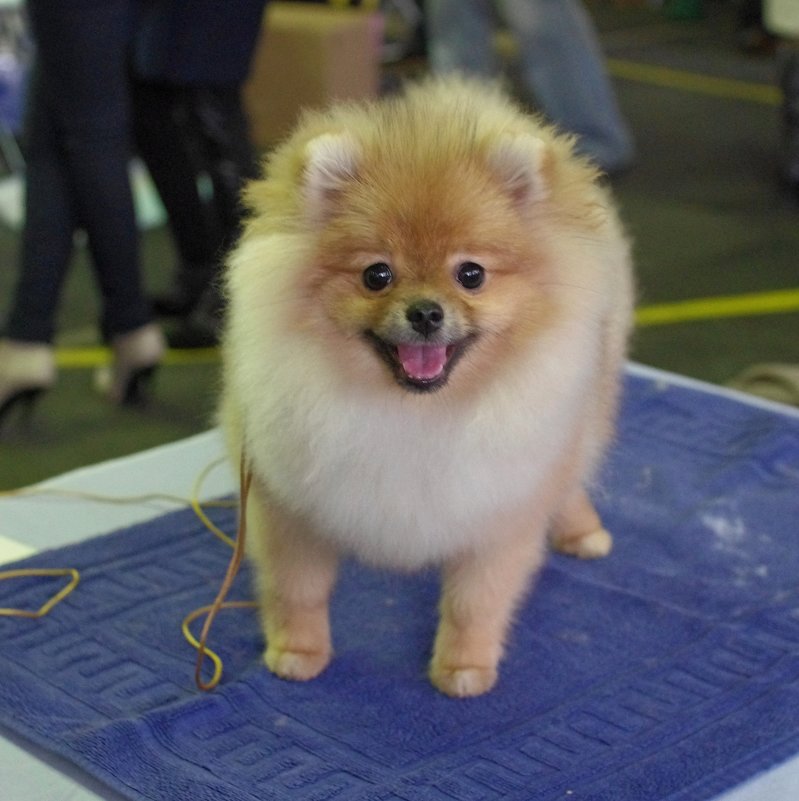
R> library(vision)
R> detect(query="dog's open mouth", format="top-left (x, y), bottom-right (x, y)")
top-left (364, 332), bottom-right (474, 392)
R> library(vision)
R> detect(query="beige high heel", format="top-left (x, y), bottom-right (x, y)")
top-left (97, 323), bottom-right (166, 405)
top-left (0, 340), bottom-right (56, 428)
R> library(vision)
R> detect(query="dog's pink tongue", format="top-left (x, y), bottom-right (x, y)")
top-left (397, 343), bottom-right (448, 380)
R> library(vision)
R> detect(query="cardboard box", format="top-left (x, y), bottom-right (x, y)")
top-left (244, 2), bottom-right (382, 149)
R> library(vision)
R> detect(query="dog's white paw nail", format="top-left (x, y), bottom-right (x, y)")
top-left (430, 664), bottom-right (498, 698)
top-left (577, 528), bottom-right (613, 558)
top-left (554, 527), bottom-right (613, 559)
top-left (264, 647), bottom-right (331, 681)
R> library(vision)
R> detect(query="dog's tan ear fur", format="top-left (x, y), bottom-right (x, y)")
top-left (303, 133), bottom-right (360, 223)
top-left (487, 134), bottom-right (550, 208)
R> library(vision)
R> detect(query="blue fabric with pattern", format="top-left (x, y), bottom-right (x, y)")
top-left (1, 372), bottom-right (799, 801)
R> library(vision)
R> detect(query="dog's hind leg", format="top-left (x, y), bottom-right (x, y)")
top-left (550, 485), bottom-right (613, 560)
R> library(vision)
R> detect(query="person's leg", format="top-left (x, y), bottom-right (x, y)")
top-left (0, 82), bottom-right (63, 417)
top-left (499, 0), bottom-right (634, 172)
top-left (5, 65), bottom-right (77, 344)
top-left (26, 0), bottom-right (153, 341)
top-left (189, 85), bottom-right (258, 253)
top-left (131, 78), bottom-right (222, 314)
top-left (425, 0), bottom-right (499, 77)
top-left (160, 85), bottom-right (260, 347)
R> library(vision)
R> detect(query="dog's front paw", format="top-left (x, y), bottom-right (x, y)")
top-left (264, 646), bottom-right (331, 681)
top-left (429, 662), bottom-right (498, 698)
top-left (552, 527), bottom-right (613, 560)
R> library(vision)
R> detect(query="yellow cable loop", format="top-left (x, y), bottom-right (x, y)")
top-left (181, 600), bottom-right (258, 691)
top-left (185, 455), bottom-right (255, 692)
top-left (0, 455), bottom-right (248, 690)
top-left (0, 458), bottom-right (235, 628)
top-left (0, 568), bottom-right (80, 618)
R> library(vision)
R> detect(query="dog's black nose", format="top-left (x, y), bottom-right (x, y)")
top-left (406, 300), bottom-right (444, 336)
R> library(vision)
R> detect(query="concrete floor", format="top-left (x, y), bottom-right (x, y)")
top-left (1, 0), bottom-right (798, 489)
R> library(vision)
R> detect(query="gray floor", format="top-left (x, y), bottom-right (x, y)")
top-left (1, 0), bottom-right (798, 489)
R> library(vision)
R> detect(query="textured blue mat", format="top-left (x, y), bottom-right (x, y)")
top-left (2, 372), bottom-right (799, 801)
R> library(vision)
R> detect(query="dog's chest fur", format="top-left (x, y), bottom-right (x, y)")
top-left (237, 329), bottom-right (596, 570)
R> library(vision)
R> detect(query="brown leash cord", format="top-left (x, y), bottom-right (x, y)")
top-left (193, 453), bottom-right (253, 691)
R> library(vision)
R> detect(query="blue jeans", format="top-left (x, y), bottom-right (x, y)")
top-left (426, 0), bottom-right (635, 172)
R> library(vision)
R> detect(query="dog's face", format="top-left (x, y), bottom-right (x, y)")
top-left (358, 259), bottom-right (479, 393)
top-left (294, 131), bottom-right (561, 395)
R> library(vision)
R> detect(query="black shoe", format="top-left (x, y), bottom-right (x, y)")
top-left (166, 317), bottom-right (220, 349)
top-left (165, 286), bottom-right (224, 348)
top-left (152, 288), bottom-right (196, 318)
top-left (152, 261), bottom-right (216, 318)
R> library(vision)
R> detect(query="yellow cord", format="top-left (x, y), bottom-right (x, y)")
top-left (0, 486), bottom-right (198, 505)
top-left (181, 600), bottom-right (258, 690)
top-left (0, 454), bottom-right (252, 690)
top-left (0, 568), bottom-right (80, 618)
top-left (186, 454), bottom-right (254, 692)
top-left (189, 456), bottom-right (237, 549)
top-left (0, 457), bottom-right (236, 622)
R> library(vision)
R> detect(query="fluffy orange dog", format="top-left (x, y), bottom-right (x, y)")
top-left (220, 78), bottom-right (634, 697)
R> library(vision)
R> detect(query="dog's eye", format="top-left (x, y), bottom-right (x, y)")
top-left (362, 262), bottom-right (393, 291)
top-left (455, 261), bottom-right (485, 290)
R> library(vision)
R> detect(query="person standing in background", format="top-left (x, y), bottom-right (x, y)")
top-left (425, 0), bottom-right (635, 175)
top-left (131, 0), bottom-right (268, 348)
top-left (0, 0), bottom-right (165, 425)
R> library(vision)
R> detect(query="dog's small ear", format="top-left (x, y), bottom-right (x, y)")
top-left (303, 133), bottom-right (360, 223)
top-left (487, 134), bottom-right (550, 208)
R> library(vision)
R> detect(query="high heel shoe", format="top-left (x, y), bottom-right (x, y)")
top-left (0, 340), bottom-right (56, 428)
top-left (97, 323), bottom-right (166, 406)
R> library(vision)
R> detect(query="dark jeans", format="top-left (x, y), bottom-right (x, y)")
top-left (5, 0), bottom-right (152, 344)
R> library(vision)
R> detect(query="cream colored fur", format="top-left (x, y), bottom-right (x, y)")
top-left (219, 77), bottom-right (634, 697)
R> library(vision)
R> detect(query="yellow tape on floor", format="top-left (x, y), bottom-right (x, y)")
top-left (51, 289), bottom-right (798, 368)
top-left (607, 58), bottom-right (781, 106)
top-left (55, 347), bottom-right (219, 369)
top-left (635, 287), bottom-right (799, 326)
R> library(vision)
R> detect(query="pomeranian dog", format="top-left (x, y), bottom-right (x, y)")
top-left (219, 77), bottom-right (634, 698)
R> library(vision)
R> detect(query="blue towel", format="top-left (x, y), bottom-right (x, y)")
top-left (1, 372), bottom-right (799, 801)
